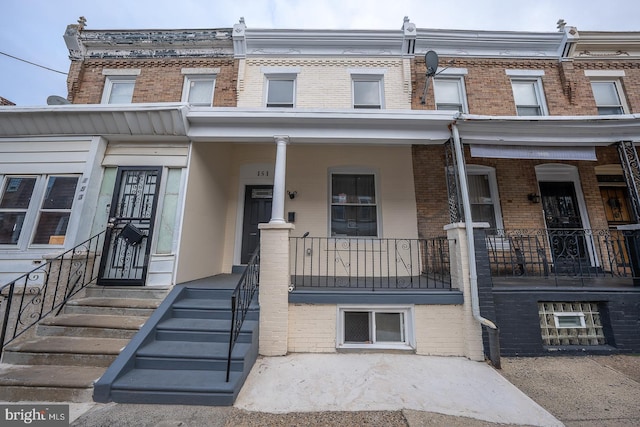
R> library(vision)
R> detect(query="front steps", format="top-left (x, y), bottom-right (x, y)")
top-left (93, 276), bottom-right (259, 406)
top-left (0, 286), bottom-right (166, 402)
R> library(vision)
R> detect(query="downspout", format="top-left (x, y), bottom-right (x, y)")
top-left (451, 121), bottom-right (501, 368)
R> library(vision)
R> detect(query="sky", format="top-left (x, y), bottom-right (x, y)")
top-left (1, 0), bottom-right (639, 106)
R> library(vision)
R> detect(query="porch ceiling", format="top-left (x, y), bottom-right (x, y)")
top-left (456, 114), bottom-right (640, 146)
top-left (0, 104), bottom-right (190, 141)
top-left (187, 108), bottom-right (455, 144)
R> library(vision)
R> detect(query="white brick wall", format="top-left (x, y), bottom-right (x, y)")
top-left (237, 58), bottom-right (411, 109)
top-left (414, 305), bottom-right (466, 356)
top-left (288, 304), bottom-right (337, 353)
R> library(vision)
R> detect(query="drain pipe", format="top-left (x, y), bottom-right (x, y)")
top-left (451, 122), bottom-right (501, 369)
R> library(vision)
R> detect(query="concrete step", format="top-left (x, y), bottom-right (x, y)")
top-left (37, 314), bottom-right (149, 339)
top-left (64, 297), bottom-right (159, 316)
top-left (137, 340), bottom-right (251, 361)
top-left (83, 286), bottom-right (170, 300)
top-left (2, 336), bottom-right (129, 367)
top-left (0, 364), bottom-right (105, 402)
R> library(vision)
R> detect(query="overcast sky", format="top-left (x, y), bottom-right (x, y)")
top-left (1, 0), bottom-right (638, 106)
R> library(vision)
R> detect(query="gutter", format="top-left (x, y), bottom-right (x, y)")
top-left (451, 120), bottom-right (501, 368)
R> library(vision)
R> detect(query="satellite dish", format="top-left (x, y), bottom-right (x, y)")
top-left (47, 95), bottom-right (71, 105)
top-left (425, 50), bottom-right (439, 77)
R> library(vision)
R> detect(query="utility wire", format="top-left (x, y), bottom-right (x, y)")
top-left (0, 51), bottom-right (67, 75)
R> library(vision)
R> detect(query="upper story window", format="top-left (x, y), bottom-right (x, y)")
top-left (350, 69), bottom-right (386, 109)
top-left (262, 68), bottom-right (299, 108)
top-left (181, 68), bottom-right (219, 106)
top-left (101, 69), bottom-right (140, 104)
top-left (585, 70), bottom-right (628, 115)
top-left (0, 175), bottom-right (79, 248)
top-left (506, 70), bottom-right (547, 116)
top-left (433, 68), bottom-right (468, 113)
top-left (330, 172), bottom-right (378, 237)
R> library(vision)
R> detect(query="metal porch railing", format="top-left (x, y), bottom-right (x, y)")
top-left (226, 246), bottom-right (260, 382)
top-left (485, 228), bottom-right (637, 284)
top-left (290, 236), bottom-right (451, 290)
top-left (0, 231), bottom-right (106, 356)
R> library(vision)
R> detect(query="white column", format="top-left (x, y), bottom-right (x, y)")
top-left (270, 136), bottom-right (289, 224)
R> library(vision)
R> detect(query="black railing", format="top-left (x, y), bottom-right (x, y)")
top-left (485, 228), bottom-right (636, 284)
top-left (226, 246), bottom-right (260, 382)
top-left (0, 231), bottom-right (106, 356)
top-left (290, 237), bottom-right (451, 290)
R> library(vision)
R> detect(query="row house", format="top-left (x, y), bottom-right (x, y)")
top-left (0, 17), bottom-right (639, 405)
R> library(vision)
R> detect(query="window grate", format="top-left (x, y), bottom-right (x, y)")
top-left (538, 302), bottom-right (605, 346)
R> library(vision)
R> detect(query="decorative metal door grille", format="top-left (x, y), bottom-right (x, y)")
top-left (98, 168), bottom-right (161, 285)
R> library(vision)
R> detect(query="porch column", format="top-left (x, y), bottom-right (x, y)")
top-left (617, 140), bottom-right (640, 223)
top-left (270, 136), bottom-right (289, 224)
top-left (258, 222), bottom-right (294, 356)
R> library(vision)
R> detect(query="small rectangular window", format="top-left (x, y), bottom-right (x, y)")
top-left (0, 177), bottom-right (36, 244)
top-left (339, 307), bottom-right (411, 349)
top-left (267, 78), bottom-right (295, 107)
top-left (434, 78), bottom-right (466, 112)
top-left (183, 75), bottom-right (216, 106)
top-left (103, 77), bottom-right (135, 104)
top-left (32, 176), bottom-right (79, 245)
top-left (511, 79), bottom-right (546, 116)
top-left (591, 81), bottom-right (626, 115)
top-left (331, 174), bottom-right (377, 237)
top-left (352, 76), bottom-right (383, 109)
top-left (553, 313), bottom-right (586, 329)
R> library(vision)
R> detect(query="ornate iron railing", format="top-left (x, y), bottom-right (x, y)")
top-left (0, 231), bottom-right (106, 355)
top-left (290, 236), bottom-right (451, 290)
top-left (485, 228), bottom-right (636, 283)
top-left (226, 246), bottom-right (260, 382)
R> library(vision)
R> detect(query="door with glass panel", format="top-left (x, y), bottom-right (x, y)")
top-left (98, 167), bottom-right (161, 286)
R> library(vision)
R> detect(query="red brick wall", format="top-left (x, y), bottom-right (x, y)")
top-left (68, 58), bottom-right (238, 106)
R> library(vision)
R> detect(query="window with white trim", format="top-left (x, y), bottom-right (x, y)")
top-left (338, 306), bottom-right (413, 349)
top-left (510, 79), bottom-right (547, 116)
top-left (182, 75), bottom-right (216, 106)
top-left (590, 81), bottom-right (627, 115)
top-left (466, 165), bottom-right (503, 230)
top-left (330, 173), bottom-right (377, 237)
top-left (434, 77), bottom-right (468, 112)
top-left (352, 75), bottom-right (383, 109)
top-left (102, 76), bottom-right (135, 104)
top-left (0, 175), bottom-right (79, 247)
top-left (266, 77), bottom-right (295, 107)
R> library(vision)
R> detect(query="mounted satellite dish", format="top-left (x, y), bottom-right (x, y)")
top-left (425, 50), bottom-right (439, 77)
top-left (47, 95), bottom-right (71, 105)
top-left (421, 50), bottom-right (439, 104)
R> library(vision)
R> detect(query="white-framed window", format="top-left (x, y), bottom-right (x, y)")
top-left (337, 306), bottom-right (414, 350)
top-left (101, 69), bottom-right (140, 104)
top-left (182, 75), bottom-right (216, 106)
top-left (506, 70), bottom-right (547, 116)
top-left (351, 75), bottom-right (384, 109)
top-left (266, 76), bottom-right (296, 108)
top-left (466, 165), bottom-right (503, 230)
top-left (330, 172), bottom-right (378, 237)
top-left (434, 77), bottom-right (468, 112)
top-left (0, 175), bottom-right (79, 248)
top-left (590, 81), bottom-right (627, 115)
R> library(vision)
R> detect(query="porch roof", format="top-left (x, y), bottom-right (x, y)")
top-left (186, 108), bottom-right (455, 144)
top-left (455, 114), bottom-right (640, 146)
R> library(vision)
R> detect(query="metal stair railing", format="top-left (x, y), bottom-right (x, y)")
top-left (226, 246), bottom-right (260, 382)
top-left (0, 231), bottom-right (106, 356)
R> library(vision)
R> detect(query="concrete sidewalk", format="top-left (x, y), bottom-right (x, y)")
top-left (68, 353), bottom-right (561, 426)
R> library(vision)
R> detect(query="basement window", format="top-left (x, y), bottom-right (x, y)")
top-left (338, 306), bottom-right (414, 350)
top-left (539, 302), bottom-right (605, 346)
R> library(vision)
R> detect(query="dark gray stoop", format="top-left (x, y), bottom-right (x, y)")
top-left (93, 275), bottom-right (259, 406)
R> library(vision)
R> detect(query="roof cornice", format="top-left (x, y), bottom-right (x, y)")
top-left (567, 30), bottom-right (640, 60)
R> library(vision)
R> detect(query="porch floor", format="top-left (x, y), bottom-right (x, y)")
top-left (290, 275), bottom-right (451, 291)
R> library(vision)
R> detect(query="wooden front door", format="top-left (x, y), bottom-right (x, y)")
top-left (98, 167), bottom-right (161, 285)
top-left (240, 185), bottom-right (272, 264)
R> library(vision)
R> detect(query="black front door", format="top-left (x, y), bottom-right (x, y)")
top-left (539, 181), bottom-right (588, 268)
top-left (241, 185), bottom-right (272, 264)
top-left (98, 167), bottom-right (161, 285)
